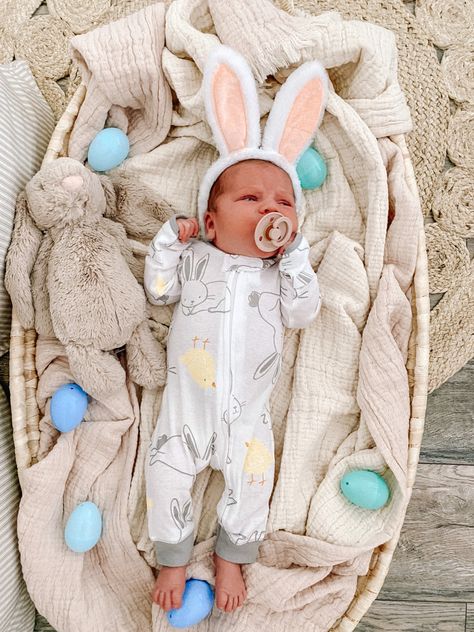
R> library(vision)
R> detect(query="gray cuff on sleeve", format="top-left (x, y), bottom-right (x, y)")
top-left (284, 232), bottom-right (303, 253)
top-left (154, 531), bottom-right (195, 567)
top-left (214, 524), bottom-right (261, 565)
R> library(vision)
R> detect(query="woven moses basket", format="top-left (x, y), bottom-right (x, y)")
top-left (9, 76), bottom-right (430, 630)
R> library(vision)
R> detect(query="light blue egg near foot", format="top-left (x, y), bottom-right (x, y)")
top-left (65, 501), bottom-right (102, 553)
top-left (296, 146), bottom-right (327, 189)
top-left (167, 579), bottom-right (214, 628)
top-left (50, 383), bottom-right (88, 433)
top-left (87, 127), bottom-right (129, 172)
top-left (340, 470), bottom-right (390, 510)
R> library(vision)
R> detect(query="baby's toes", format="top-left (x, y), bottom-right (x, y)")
top-left (216, 590), bottom-right (229, 611)
top-left (163, 591), bottom-right (172, 611)
top-left (170, 588), bottom-right (182, 610)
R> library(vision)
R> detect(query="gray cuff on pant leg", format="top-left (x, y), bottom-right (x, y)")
top-left (214, 524), bottom-right (261, 564)
top-left (154, 531), bottom-right (195, 567)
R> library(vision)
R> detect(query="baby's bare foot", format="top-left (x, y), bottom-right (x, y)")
top-left (152, 565), bottom-right (187, 612)
top-left (213, 552), bottom-right (247, 613)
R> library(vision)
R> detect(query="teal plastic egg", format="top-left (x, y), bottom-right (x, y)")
top-left (167, 579), bottom-right (214, 628)
top-left (50, 383), bottom-right (88, 433)
top-left (296, 146), bottom-right (327, 189)
top-left (65, 501), bottom-right (102, 553)
top-left (87, 127), bottom-right (129, 172)
top-left (340, 470), bottom-right (390, 510)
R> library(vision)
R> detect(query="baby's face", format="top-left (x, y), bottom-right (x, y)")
top-left (204, 160), bottom-right (298, 258)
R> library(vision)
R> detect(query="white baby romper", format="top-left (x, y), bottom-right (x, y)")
top-left (144, 214), bottom-right (321, 566)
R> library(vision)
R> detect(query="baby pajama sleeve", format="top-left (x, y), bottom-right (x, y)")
top-left (278, 233), bottom-right (321, 328)
top-left (144, 215), bottom-right (190, 306)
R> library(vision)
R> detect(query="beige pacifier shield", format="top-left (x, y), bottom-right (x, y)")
top-left (254, 212), bottom-right (293, 252)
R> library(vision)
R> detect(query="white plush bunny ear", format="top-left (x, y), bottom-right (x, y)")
top-left (262, 60), bottom-right (328, 164)
top-left (202, 45), bottom-right (261, 157)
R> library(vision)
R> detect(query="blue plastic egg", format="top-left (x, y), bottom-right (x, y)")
top-left (87, 127), bottom-right (129, 172)
top-left (340, 470), bottom-right (390, 510)
top-left (50, 383), bottom-right (88, 433)
top-left (167, 579), bottom-right (214, 628)
top-left (65, 501), bottom-right (102, 553)
top-left (296, 146), bottom-right (327, 189)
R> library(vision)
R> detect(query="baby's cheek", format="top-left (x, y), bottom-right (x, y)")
top-left (285, 208), bottom-right (298, 231)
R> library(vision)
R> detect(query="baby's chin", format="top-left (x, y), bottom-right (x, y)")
top-left (210, 237), bottom-right (277, 259)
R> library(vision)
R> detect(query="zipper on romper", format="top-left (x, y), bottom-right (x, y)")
top-left (219, 267), bottom-right (239, 525)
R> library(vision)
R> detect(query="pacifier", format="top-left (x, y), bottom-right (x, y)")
top-left (254, 212), bottom-right (293, 252)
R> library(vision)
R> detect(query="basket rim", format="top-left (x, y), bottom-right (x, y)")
top-left (8, 83), bottom-right (430, 632)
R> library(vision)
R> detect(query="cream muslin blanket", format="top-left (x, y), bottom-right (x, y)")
top-left (16, 1), bottom-right (422, 631)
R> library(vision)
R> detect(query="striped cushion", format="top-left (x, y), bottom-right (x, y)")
top-left (0, 386), bottom-right (36, 632)
top-left (0, 60), bottom-right (54, 355)
top-left (0, 61), bottom-right (54, 632)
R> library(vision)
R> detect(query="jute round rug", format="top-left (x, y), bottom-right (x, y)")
top-left (0, 0), bottom-right (472, 391)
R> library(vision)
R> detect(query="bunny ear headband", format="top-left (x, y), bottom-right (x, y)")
top-left (197, 44), bottom-right (329, 236)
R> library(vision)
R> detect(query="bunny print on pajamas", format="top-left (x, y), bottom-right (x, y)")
top-left (144, 44), bottom-right (328, 573)
top-left (179, 249), bottom-right (231, 315)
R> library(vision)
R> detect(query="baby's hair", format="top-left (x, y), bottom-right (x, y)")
top-left (206, 159), bottom-right (292, 213)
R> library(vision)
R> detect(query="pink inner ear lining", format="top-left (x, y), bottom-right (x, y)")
top-left (279, 79), bottom-right (324, 163)
top-left (212, 65), bottom-right (248, 152)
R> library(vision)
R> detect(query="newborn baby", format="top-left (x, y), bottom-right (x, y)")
top-left (144, 159), bottom-right (321, 613)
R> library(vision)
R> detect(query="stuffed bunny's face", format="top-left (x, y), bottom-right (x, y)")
top-left (204, 159), bottom-right (297, 258)
top-left (26, 158), bottom-right (106, 230)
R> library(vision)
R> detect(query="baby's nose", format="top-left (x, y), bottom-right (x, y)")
top-left (258, 206), bottom-right (278, 214)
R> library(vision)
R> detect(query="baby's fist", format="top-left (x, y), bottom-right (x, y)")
top-left (176, 217), bottom-right (199, 243)
top-left (277, 231), bottom-right (297, 256)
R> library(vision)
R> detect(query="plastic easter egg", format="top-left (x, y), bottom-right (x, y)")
top-left (50, 383), bottom-right (88, 433)
top-left (340, 470), bottom-right (390, 510)
top-left (87, 127), bottom-right (129, 172)
top-left (167, 579), bottom-right (214, 628)
top-left (65, 501), bottom-right (102, 553)
top-left (296, 146), bottom-right (327, 189)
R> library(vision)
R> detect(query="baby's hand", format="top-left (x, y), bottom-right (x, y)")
top-left (277, 232), bottom-right (297, 256)
top-left (176, 218), bottom-right (199, 243)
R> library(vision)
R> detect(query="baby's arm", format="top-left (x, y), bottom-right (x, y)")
top-left (279, 233), bottom-right (322, 329)
top-left (144, 215), bottom-right (196, 305)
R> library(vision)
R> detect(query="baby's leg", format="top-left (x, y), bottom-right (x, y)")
top-left (146, 416), bottom-right (198, 611)
top-left (213, 407), bottom-right (275, 612)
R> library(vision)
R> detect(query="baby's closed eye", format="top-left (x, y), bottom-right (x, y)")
top-left (240, 195), bottom-right (292, 206)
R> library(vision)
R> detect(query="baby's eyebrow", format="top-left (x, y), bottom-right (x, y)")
top-left (235, 187), bottom-right (294, 199)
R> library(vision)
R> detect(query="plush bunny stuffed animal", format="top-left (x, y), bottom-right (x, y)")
top-left (5, 157), bottom-right (166, 399)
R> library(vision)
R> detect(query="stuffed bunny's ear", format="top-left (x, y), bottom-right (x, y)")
top-left (203, 45), bottom-right (261, 157)
top-left (4, 191), bottom-right (42, 329)
top-left (262, 60), bottom-right (328, 164)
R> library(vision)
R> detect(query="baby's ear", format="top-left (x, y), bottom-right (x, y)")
top-left (203, 45), bottom-right (261, 156)
top-left (262, 60), bottom-right (328, 164)
top-left (204, 211), bottom-right (216, 241)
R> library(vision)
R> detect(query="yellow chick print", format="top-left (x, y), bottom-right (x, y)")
top-left (179, 337), bottom-right (217, 389)
top-left (154, 274), bottom-right (168, 296)
top-left (244, 438), bottom-right (274, 486)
